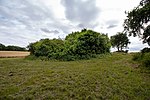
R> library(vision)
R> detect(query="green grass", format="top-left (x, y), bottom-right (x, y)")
top-left (0, 53), bottom-right (150, 100)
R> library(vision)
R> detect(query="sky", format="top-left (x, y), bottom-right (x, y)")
top-left (0, 0), bottom-right (148, 52)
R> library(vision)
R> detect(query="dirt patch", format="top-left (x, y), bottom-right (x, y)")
top-left (0, 51), bottom-right (30, 58)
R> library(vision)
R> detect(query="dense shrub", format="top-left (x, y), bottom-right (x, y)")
top-left (132, 53), bottom-right (143, 61)
top-left (27, 29), bottom-right (111, 61)
top-left (142, 53), bottom-right (150, 68)
top-left (28, 38), bottom-right (64, 58)
top-left (141, 47), bottom-right (150, 53)
top-left (64, 29), bottom-right (111, 59)
top-left (133, 52), bottom-right (150, 68)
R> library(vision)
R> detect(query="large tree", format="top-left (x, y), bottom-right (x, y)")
top-left (111, 32), bottom-right (130, 51)
top-left (65, 29), bottom-right (111, 57)
top-left (124, 0), bottom-right (150, 46)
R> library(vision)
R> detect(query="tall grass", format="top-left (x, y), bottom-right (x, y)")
top-left (0, 53), bottom-right (150, 99)
top-left (133, 52), bottom-right (150, 68)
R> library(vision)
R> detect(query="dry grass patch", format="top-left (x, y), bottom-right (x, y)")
top-left (0, 51), bottom-right (30, 58)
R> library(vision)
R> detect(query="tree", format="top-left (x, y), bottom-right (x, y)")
top-left (0, 43), bottom-right (5, 50)
top-left (0, 43), bottom-right (26, 51)
top-left (124, 0), bottom-right (150, 46)
top-left (111, 32), bottom-right (130, 51)
top-left (64, 29), bottom-right (111, 59)
top-left (6, 45), bottom-right (26, 51)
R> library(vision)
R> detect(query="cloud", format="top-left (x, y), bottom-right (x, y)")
top-left (41, 28), bottom-right (59, 34)
top-left (0, 0), bottom-right (71, 46)
top-left (78, 23), bottom-right (85, 28)
top-left (0, 0), bottom-right (55, 31)
top-left (105, 20), bottom-right (119, 29)
top-left (107, 24), bottom-right (118, 29)
top-left (128, 37), bottom-right (149, 52)
top-left (61, 0), bottom-right (100, 28)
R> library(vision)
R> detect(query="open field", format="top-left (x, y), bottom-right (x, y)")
top-left (0, 51), bottom-right (30, 58)
top-left (0, 53), bottom-right (150, 99)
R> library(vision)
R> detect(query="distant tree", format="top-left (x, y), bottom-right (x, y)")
top-left (0, 43), bottom-right (26, 51)
top-left (0, 43), bottom-right (5, 50)
top-left (124, 0), bottom-right (150, 46)
top-left (111, 32), bottom-right (130, 51)
top-left (6, 45), bottom-right (26, 51)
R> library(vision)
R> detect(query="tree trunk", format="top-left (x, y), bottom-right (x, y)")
top-left (121, 46), bottom-right (123, 51)
top-left (117, 47), bottom-right (119, 51)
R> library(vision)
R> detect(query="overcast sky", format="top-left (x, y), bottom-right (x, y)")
top-left (0, 0), bottom-right (148, 52)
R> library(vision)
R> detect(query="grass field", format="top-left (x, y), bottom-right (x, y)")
top-left (0, 53), bottom-right (150, 100)
top-left (0, 51), bottom-right (30, 58)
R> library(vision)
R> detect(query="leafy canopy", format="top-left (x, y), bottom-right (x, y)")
top-left (124, 0), bottom-right (150, 45)
top-left (27, 38), bottom-right (64, 59)
top-left (64, 29), bottom-right (111, 59)
top-left (111, 32), bottom-right (130, 51)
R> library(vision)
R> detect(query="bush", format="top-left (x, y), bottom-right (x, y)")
top-left (141, 47), bottom-right (150, 53)
top-left (64, 29), bottom-right (111, 60)
top-left (27, 38), bottom-right (64, 57)
top-left (132, 53), bottom-right (143, 61)
top-left (142, 53), bottom-right (150, 68)
top-left (132, 52), bottom-right (150, 68)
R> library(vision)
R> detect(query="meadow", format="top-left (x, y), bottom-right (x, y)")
top-left (0, 53), bottom-right (150, 100)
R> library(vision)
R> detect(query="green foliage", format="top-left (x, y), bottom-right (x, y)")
top-left (142, 53), bottom-right (150, 68)
top-left (141, 47), bottom-right (150, 53)
top-left (0, 43), bottom-right (5, 50)
top-left (133, 51), bottom-right (150, 68)
top-left (132, 53), bottom-right (143, 61)
top-left (143, 25), bottom-right (150, 45)
top-left (28, 38), bottom-right (64, 59)
top-left (124, 0), bottom-right (150, 45)
top-left (110, 32), bottom-right (130, 51)
top-left (64, 29), bottom-right (111, 59)
top-left (28, 29), bottom-right (111, 60)
top-left (0, 43), bottom-right (26, 51)
top-left (133, 47), bottom-right (150, 68)
top-left (6, 46), bottom-right (26, 51)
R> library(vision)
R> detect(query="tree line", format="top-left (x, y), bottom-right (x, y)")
top-left (0, 43), bottom-right (26, 51)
